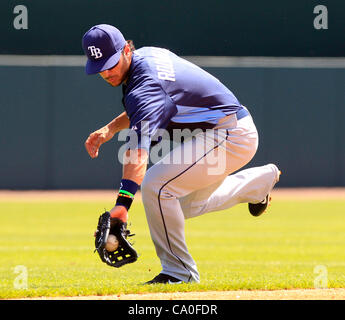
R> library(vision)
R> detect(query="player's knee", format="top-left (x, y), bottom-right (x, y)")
top-left (141, 172), bottom-right (156, 197)
top-left (142, 168), bottom-right (174, 200)
top-left (141, 171), bottom-right (169, 201)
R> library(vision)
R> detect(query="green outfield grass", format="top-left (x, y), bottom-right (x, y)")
top-left (0, 198), bottom-right (344, 299)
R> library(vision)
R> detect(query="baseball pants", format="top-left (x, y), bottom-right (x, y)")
top-left (141, 110), bottom-right (280, 283)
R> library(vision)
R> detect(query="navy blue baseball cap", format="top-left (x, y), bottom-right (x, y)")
top-left (82, 24), bottom-right (126, 75)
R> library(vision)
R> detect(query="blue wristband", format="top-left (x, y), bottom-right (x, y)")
top-left (119, 179), bottom-right (139, 196)
top-left (115, 179), bottom-right (139, 210)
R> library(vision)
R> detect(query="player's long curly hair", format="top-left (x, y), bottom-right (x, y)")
top-left (126, 40), bottom-right (136, 51)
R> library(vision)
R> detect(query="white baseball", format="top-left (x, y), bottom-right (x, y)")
top-left (105, 234), bottom-right (119, 252)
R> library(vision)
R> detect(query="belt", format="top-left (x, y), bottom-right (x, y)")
top-left (236, 107), bottom-right (250, 120)
top-left (215, 107), bottom-right (250, 129)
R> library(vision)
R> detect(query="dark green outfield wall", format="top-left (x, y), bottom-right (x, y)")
top-left (1, 0), bottom-right (344, 56)
top-left (0, 65), bottom-right (344, 189)
top-left (1, 1), bottom-right (344, 189)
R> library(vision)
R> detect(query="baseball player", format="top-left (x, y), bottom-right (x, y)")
top-left (82, 24), bottom-right (281, 284)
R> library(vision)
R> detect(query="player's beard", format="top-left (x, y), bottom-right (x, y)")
top-left (101, 51), bottom-right (131, 87)
top-left (105, 78), bottom-right (121, 87)
top-left (105, 65), bottom-right (130, 87)
top-left (105, 74), bottom-right (124, 87)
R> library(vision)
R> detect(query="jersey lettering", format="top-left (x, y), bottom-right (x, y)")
top-left (151, 48), bottom-right (176, 81)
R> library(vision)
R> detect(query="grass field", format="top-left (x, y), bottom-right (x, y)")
top-left (0, 192), bottom-right (345, 299)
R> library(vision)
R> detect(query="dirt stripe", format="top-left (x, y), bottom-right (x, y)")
top-left (0, 188), bottom-right (345, 202)
top-left (12, 289), bottom-right (345, 300)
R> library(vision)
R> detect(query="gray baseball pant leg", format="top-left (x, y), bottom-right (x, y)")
top-left (140, 114), bottom-right (279, 282)
top-left (180, 163), bottom-right (281, 219)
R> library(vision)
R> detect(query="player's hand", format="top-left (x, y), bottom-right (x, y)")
top-left (109, 205), bottom-right (128, 223)
top-left (84, 126), bottom-right (115, 158)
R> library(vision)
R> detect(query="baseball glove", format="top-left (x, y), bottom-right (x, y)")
top-left (94, 211), bottom-right (138, 268)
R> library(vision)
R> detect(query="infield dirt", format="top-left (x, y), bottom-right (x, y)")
top-left (14, 289), bottom-right (345, 300)
top-left (1, 187), bottom-right (345, 202)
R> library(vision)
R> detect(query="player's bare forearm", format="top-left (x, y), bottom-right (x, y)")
top-left (122, 148), bottom-right (149, 185)
top-left (107, 111), bottom-right (130, 135)
top-left (109, 149), bottom-right (148, 222)
top-left (85, 112), bottom-right (130, 158)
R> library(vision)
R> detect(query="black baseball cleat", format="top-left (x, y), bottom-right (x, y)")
top-left (144, 273), bottom-right (183, 285)
top-left (248, 194), bottom-right (271, 217)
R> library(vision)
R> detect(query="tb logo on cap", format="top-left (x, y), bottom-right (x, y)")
top-left (88, 46), bottom-right (103, 59)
